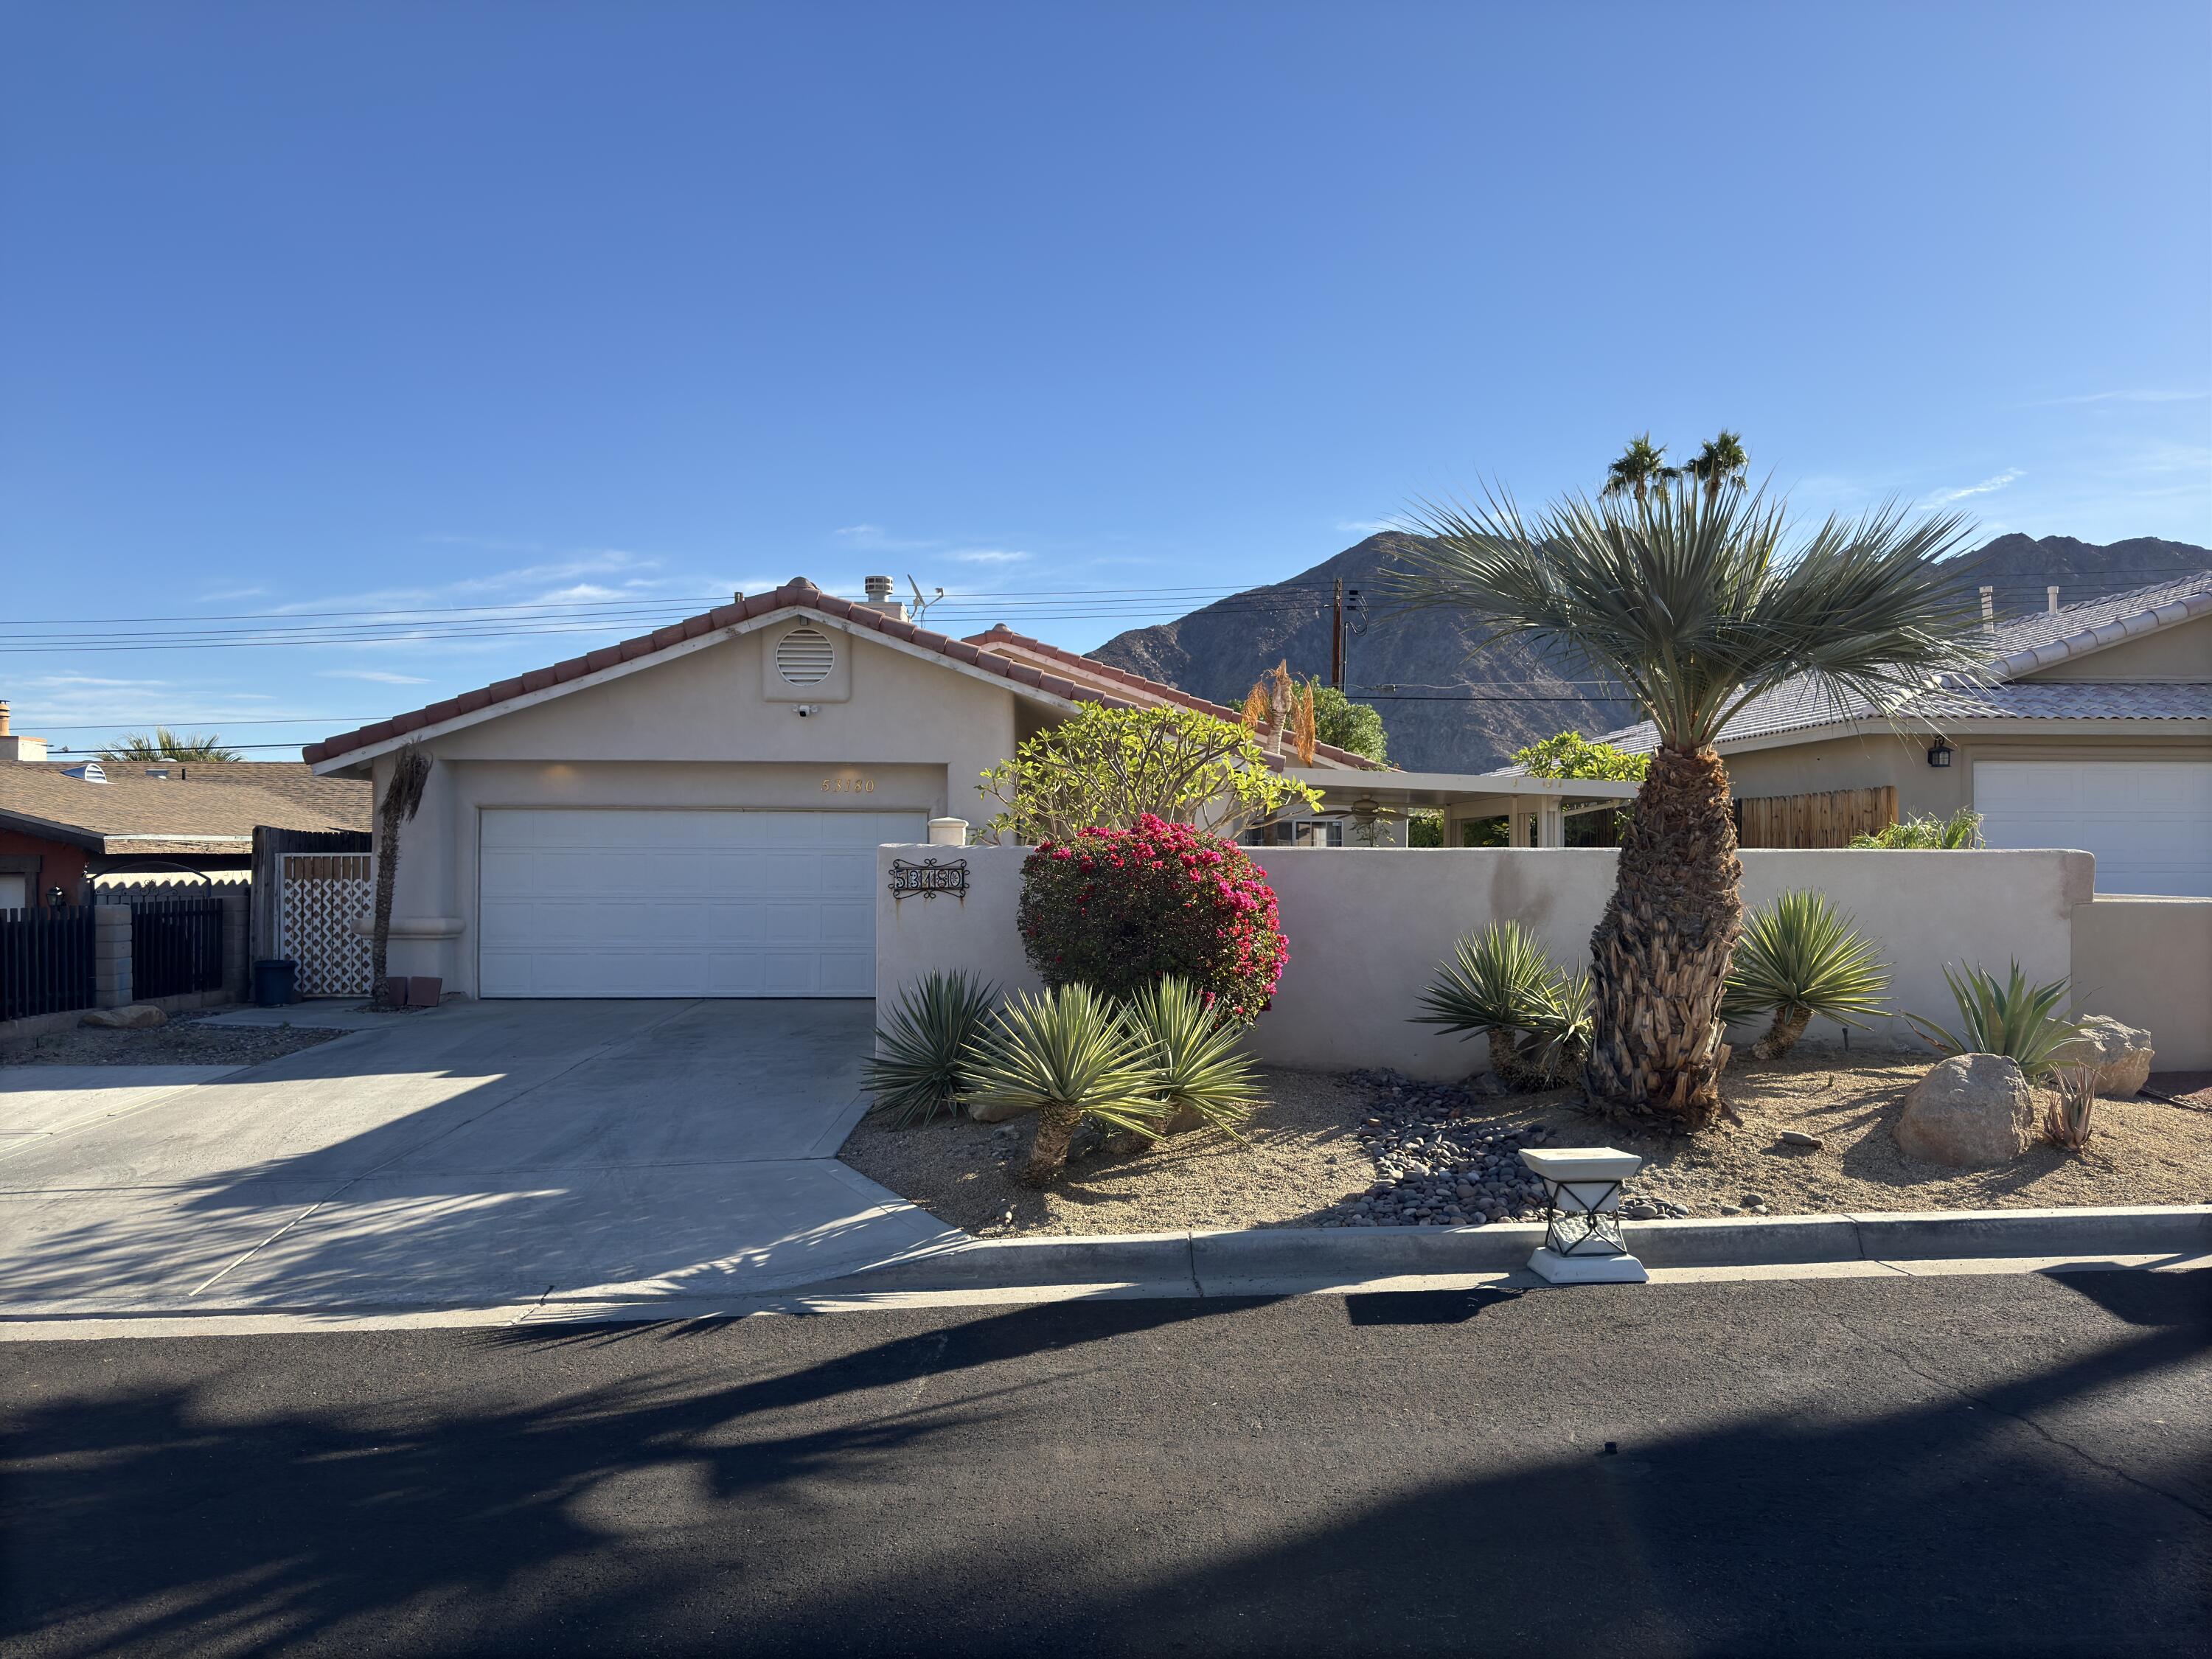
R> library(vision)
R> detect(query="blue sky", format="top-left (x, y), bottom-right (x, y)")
top-left (3, 1), bottom-right (2207, 755)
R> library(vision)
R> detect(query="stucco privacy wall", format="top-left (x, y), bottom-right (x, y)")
top-left (369, 625), bottom-right (1019, 995)
top-left (2073, 897), bottom-right (2212, 1070)
top-left (878, 846), bottom-right (2111, 1079)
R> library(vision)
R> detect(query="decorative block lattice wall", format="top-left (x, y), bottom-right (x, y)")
top-left (279, 854), bottom-right (374, 997)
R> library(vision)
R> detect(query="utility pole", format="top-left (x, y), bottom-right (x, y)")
top-left (1331, 579), bottom-right (1345, 689)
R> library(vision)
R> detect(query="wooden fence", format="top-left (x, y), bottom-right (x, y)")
top-left (0, 904), bottom-right (97, 1023)
top-left (131, 896), bottom-right (226, 1000)
top-left (1733, 786), bottom-right (1897, 849)
top-left (251, 825), bottom-right (373, 960)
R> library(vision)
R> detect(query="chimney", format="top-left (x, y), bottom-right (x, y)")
top-left (860, 574), bottom-right (907, 622)
top-left (0, 701), bottom-right (49, 762)
top-left (1979, 585), bottom-right (1995, 631)
top-left (2048, 585), bottom-right (2060, 614)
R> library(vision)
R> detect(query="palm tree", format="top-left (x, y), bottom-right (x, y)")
top-left (1389, 481), bottom-right (1989, 1127)
top-left (1601, 434), bottom-right (1677, 504)
top-left (369, 745), bottom-right (434, 1012)
top-left (1687, 430), bottom-right (1750, 506)
top-left (98, 728), bottom-right (242, 762)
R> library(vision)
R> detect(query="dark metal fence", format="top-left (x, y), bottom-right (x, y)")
top-left (1, 905), bottom-right (97, 1023)
top-left (131, 897), bottom-right (225, 1000)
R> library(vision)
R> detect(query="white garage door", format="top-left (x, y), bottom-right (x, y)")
top-left (478, 808), bottom-right (925, 997)
top-left (1974, 761), bottom-right (2212, 896)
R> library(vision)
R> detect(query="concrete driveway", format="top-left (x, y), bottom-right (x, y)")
top-left (0, 1001), bottom-right (956, 1318)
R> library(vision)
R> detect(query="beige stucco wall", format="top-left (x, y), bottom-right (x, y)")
top-left (2017, 611), bottom-right (2211, 682)
top-left (368, 625), bottom-right (1021, 994)
top-left (2072, 896), bottom-right (2212, 1069)
top-left (877, 844), bottom-right (2099, 1079)
top-left (1719, 731), bottom-right (2212, 822)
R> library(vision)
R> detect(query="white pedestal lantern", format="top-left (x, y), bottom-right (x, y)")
top-left (1517, 1147), bottom-right (1649, 1284)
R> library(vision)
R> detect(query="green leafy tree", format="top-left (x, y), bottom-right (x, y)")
top-left (98, 728), bottom-right (242, 763)
top-left (1601, 434), bottom-right (1678, 504)
top-left (1390, 479), bottom-right (1990, 1127)
top-left (1686, 430), bottom-right (1750, 506)
top-left (1511, 731), bottom-right (1649, 846)
top-left (1304, 681), bottom-right (1388, 764)
top-left (978, 703), bottom-right (1321, 844)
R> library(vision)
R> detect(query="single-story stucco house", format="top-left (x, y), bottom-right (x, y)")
top-left (1588, 573), bottom-right (2212, 895)
top-left (302, 577), bottom-right (1384, 999)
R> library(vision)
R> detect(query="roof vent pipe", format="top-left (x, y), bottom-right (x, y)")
top-left (859, 574), bottom-right (907, 622)
top-left (0, 700), bottom-right (49, 762)
top-left (1980, 585), bottom-right (1995, 630)
top-left (2048, 585), bottom-right (2059, 614)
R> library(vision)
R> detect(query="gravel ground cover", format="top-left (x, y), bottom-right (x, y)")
top-left (0, 1012), bottom-right (341, 1069)
top-left (844, 1048), bottom-right (2212, 1237)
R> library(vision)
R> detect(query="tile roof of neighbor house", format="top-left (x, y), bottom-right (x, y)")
top-left (302, 579), bottom-right (1385, 771)
top-left (1566, 571), bottom-right (2212, 760)
top-left (0, 759), bottom-right (372, 854)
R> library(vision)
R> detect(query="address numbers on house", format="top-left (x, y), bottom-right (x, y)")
top-left (821, 776), bottom-right (877, 793)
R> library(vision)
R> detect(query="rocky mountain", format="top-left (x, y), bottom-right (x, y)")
top-left (1091, 532), bottom-right (2212, 774)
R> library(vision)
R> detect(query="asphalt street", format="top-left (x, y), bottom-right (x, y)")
top-left (4, 1270), bottom-right (2208, 1658)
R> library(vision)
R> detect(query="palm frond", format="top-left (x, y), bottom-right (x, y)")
top-left (1385, 481), bottom-right (1992, 751)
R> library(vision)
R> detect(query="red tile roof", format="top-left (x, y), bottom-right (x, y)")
top-left (305, 578), bottom-right (1386, 770)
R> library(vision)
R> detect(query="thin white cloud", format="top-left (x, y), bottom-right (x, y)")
top-left (952, 549), bottom-right (1032, 565)
top-left (321, 669), bottom-right (432, 685)
top-left (1928, 468), bottom-right (2024, 504)
top-left (1338, 518), bottom-right (1397, 536)
top-left (2024, 389), bottom-right (2210, 407)
top-left (832, 524), bottom-right (939, 554)
top-left (197, 585), bottom-right (268, 603)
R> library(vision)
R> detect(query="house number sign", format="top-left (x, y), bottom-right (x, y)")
top-left (888, 857), bottom-right (970, 900)
top-left (821, 776), bottom-right (877, 794)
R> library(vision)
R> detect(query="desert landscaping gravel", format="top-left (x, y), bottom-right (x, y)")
top-left (0, 1013), bottom-right (341, 1070)
top-left (843, 1048), bottom-right (2212, 1237)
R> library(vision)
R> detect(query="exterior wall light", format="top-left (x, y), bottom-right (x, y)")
top-left (1518, 1146), bottom-right (1649, 1284)
top-left (1927, 739), bottom-right (1954, 768)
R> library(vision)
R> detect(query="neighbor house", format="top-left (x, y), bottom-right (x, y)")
top-left (1589, 573), bottom-right (2212, 894)
top-left (0, 705), bottom-right (371, 908)
top-left (302, 577), bottom-right (1383, 1000)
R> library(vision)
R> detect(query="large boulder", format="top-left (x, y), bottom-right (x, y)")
top-left (1894, 1054), bottom-right (2034, 1168)
top-left (2053, 1016), bottom-right (2154, 1099)
top-left (80, 1004), bottom-right (167, 1030)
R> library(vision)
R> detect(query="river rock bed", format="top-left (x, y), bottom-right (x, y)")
top-left (1314, 1068), bottom-right (1692, 1228)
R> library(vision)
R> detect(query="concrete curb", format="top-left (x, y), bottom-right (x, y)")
top-left (787, 1204), bottom-right (2212, 1298)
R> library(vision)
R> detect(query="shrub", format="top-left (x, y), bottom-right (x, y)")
top-left (2042, 1065), bottom-right (2098, 1152)
top-left (1018, 815), bottom-right (1287, 1025)
top-left (1125, 975), bottom-right (1259, 1136)
top-left (1720, 891), bottom-right (1891, 1060)
top-left (1413, 920), bottom-right (1592, 1090)
top-left (1905, 961), bottom-right (2082, 1079)
top-left (862, 970), bottom-right (997, 1127)
top-left (963, 984), bottom-right (1168, 1186)
top-left (1851, 808), bottom-right (1983, 849)
top-left (978, 703), bottom-right (1321, 844)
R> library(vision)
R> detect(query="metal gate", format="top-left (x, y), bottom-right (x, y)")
top-left (279, 853), bottom-right (375, 997)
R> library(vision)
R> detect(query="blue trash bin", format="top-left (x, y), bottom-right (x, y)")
top-left (253, 958), bottom-right (298, 1007)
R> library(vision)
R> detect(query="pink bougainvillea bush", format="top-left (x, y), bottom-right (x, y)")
top-left (1017, 815), bottom-right (1287, 1025)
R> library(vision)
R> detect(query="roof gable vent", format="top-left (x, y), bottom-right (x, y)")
top-left (774, 627), bottom-right (835, 686)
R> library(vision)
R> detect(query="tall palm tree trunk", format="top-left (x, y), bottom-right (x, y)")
top-left (369, 782), bottom-right (404, 1009)
top-left (1584, 745), bottom-right (1742, 1127)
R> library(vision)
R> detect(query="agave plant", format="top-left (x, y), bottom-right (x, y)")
top-left (964, 984), bottom-right (1170, 1186)
top-left (1126, 975), bottom-right (1260, 1136)
top-left (2042, 1065), bottom-right (2098, 1152)
top-left (1413, 921), bottom-right (1590, 1091)
top-left (1905, 961), bottom-right (2084, 1079)
top-left (1390, 481), bottom-right (1989, 1127)
top-left (1720, 890), bottom-right (1891, 1060)
top-left (861, 970), bottom-right (998, 1127)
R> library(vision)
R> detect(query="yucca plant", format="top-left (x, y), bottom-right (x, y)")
top-left (1720, 890), bottom-right (1891, 1060)
top-left (862, 970), bottom-right (998, 1127)
top-left (964, 984), bottom-right (1170, 1186)
top-left (1126, 975), bottom-right (1260, 1136)
top-left (1390, 481), bottom-right (1990, 1127)
top-left (1905, 961), bottom-right (2084, 1080)
top-left (1413, 921), bottom-right (1590, 1091)
top-left (2042, 1065), bottom-right (2098, 1152)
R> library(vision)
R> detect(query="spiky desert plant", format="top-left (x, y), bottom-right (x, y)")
top-left (1850, 807), bottom-right (1983, 849)
top-left (1390, 481), bottom-right (1989, 1127)
top-left (2042, 1065), bottom-right (2098, 1152)
top-left (1413, 921), bottom-right (1587, 1091)
top-left (863, 970), bottom-right (998, 1127)
top-left (964, 985), bottom-right (1169, 1186)
top-left (1126, 975), bottom-right (1260, 1136)
top-left (1720, 890), bottom-right (1891, 1060)
top-left (1905, 961), bottom-right (2084, 1080)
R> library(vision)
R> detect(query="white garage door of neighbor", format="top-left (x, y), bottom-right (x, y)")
top-left (479, 808), bottom-right (926, 997)
top-left (1974, 761), bottom-right (2212, 896)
